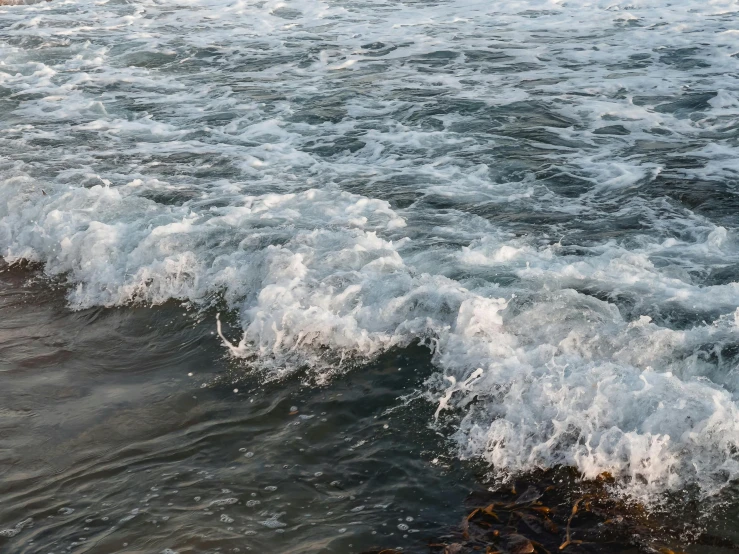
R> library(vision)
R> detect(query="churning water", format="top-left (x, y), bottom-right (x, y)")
top-left (1, 0), bottom-right (739, 551)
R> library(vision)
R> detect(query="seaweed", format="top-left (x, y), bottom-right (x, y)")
top-left (362, 468), bottom-right (739, 554)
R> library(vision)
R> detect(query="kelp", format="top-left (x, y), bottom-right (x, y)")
top-left (362, 468), bottom-right (739, 554)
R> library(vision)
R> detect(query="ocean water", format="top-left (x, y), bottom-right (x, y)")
top-left (1, 0), bottom-right (739, 551)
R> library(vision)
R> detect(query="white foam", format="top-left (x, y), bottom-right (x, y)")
top-left (2, 0), bottom-right (739, 503)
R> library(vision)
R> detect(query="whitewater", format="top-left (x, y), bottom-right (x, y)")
top-left (1, 0), bottom-right (739, 505)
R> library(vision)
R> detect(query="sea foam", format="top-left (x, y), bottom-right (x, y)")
top-left (1, 0), bottom-right (739, 502)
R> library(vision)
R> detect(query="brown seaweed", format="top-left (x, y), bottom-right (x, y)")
top-left (362, 468), bottom-right (739, 554)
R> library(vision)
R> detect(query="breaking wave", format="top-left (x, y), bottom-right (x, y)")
top-left (2, 0), bottom-right (739, 502)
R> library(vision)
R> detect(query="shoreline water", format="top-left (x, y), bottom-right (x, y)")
top-left (2, 261), bottom-right (739, 554)
top-left (3, 0), bottom-right (739, 551)
top-left (0, 261), bottom-right (479, 553)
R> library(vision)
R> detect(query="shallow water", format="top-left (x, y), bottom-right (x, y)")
top-left (0, 263), bottom-right (481, 553)
top-left (1, 0), bottom-right (739, 551)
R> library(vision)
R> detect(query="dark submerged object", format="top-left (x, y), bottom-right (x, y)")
top-left (362, 468), bottom-right (739, 554)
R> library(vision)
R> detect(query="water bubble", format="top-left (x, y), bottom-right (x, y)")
top-left (244, 452), bottom-right (254, 458)
top-left (0, 518), bottom-right (33, 538)
top-left (338, 528), bottom-right (347, 534)
top-left (264, 486), bottom-right (277, 492)
top-left (397, 523), bottom-right (409, 531)
top-left (259, 514), bottom-right (286, 529)
top-left (246, 500), bottom-right (261, 507)
top-left (220, 514), bottom-right (235, 524)
top-left (209, 498), bottom-right (238, 507)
